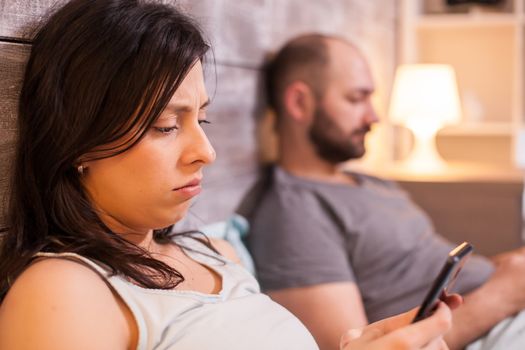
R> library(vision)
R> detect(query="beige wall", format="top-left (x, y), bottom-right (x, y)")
top-left (0, 0), bottom-right (398, 227)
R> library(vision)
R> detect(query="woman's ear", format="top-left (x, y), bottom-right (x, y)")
top-left (282, 81), bottom-right (316, 123)
top-left (75, 155), bottom-right (92, 176)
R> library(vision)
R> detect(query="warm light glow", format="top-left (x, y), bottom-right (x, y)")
top-left (516, 128), bottom-right (525, 169)
top-left (389, 64), bottom-right (462, 171)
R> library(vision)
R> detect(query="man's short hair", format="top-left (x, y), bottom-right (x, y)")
top-left (264, 34), bottom-right (332, 118)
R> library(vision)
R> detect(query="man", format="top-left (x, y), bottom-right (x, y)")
top-left (241, 34), bottom-right (525, 350)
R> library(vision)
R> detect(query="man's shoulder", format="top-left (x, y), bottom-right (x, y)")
top-left (238, 165), bottom-right (321, 218)
top-left (351, 171), bottom-right (399, 188)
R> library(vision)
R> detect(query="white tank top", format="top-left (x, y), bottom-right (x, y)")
top-left (36, 235), bottom-right (318, 350)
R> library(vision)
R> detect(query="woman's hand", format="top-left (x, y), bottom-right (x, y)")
top-left (340, 301), bottom-right (456, 350)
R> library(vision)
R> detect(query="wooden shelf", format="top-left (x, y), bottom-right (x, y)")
top-left (416, 13), bottom-right (517, 27)
top-left (383, 162), bottom-right (524, 183)
top-left (398, 0), bottom-right (524, 168)
top-left (391, 1), bottom-right (525, 257)
top-left (439, 122), bottom-right (514, 136)
top-left (350, 161), bottom-right (524, 184)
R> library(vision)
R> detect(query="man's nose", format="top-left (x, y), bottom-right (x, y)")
top-left (365, 101), bottom-right (380, 125)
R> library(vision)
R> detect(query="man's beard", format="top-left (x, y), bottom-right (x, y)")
top-left (308, 105), bottom-right (370, 164)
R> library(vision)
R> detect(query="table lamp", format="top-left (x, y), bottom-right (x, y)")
top-left (389, 64), bottom-right (462, 171)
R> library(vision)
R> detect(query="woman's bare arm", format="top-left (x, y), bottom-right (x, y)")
top-left (0, 258), bottom-right (134, 350)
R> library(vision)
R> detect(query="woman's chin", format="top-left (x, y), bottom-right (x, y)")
top-left (166, 210), bottom-right (189, 227)
top-left (150, 204), bottom-right (192, 229)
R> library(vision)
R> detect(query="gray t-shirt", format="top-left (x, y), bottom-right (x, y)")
top-left (244, 166), bottom-right (494, 322)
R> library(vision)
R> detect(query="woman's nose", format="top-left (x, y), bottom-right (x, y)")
top-left (181, 124), bottom-right (216, 166)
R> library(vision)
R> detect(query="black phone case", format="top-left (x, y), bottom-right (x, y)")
top-left (412, 242), bottom-right (473, 323)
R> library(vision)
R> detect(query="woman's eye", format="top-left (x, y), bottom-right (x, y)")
top-left (347, 96), bottom-right (364, 104)
top-left (154, 126), bottom-right (179, 134)
top-left (199, 120), bottom-right (211, 126)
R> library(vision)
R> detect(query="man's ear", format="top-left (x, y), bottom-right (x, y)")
top-left (283, 81), bottom-right (315, 123)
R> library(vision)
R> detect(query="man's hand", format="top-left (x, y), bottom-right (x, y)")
top-left (487, 246), bottom-right (525, 315)
top-left (445, 248), bottom-right (525, 349)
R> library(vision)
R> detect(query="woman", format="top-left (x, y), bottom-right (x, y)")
top-left (0, 0), bottom-right (455, 349)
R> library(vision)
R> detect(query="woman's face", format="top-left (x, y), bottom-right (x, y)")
top-left (82, 61), bottom-right (215, 241)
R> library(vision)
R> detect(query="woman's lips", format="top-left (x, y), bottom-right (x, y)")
top-left (173, 179), bottom-right (202, 198)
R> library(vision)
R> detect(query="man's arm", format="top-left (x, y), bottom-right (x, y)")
top-left (445, 247), bottom-right (525, 349)
top-left (268, 282), bottom-right (368, 350)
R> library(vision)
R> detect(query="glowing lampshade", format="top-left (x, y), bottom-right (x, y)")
top-left (389, 64), bottom-right (462, 171)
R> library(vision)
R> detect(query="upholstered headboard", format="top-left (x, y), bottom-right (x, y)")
top-left (0, 0), bottom-right (397, 229)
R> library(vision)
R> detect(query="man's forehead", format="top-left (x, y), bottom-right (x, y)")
top-left (325, 42), bottom-right (374, 90)
top-left (325, 38), bottom-right (362, 60)
top-left (328, 44), bottom-right (368, 70)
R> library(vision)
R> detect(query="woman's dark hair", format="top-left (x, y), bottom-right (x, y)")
top-left (0, 0), bottom-right (210, 300)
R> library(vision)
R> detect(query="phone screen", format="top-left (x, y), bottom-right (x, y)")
top-left (412, 241), bottom-right (473, 323)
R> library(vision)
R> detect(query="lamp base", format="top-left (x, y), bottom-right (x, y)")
top-left (399, 131), bottom-right (446, 173)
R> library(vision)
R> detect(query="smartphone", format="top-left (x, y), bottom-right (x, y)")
top-left (412, 241), bottom-right (473, 323)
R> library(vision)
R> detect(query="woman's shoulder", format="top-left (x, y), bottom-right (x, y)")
top-left (9, 255), bottom-right (111, 293)
top-left (0, 257), bottom-right (132, 350)
top-left (209, 237), bottom-right (242, 265)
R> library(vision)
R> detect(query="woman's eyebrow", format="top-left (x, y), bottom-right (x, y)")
top-left (165, 98), bottom-right (210, 113)
top-left (200, 98), bottom-right (210, 109)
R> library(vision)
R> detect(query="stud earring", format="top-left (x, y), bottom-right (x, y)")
top-left (77, 164), bottom-right (85, 175)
